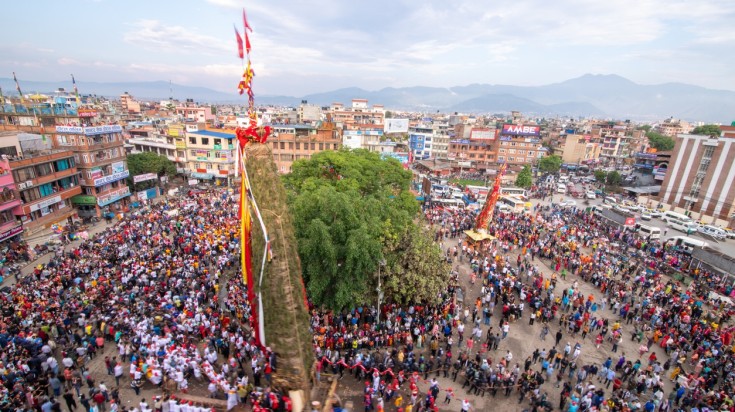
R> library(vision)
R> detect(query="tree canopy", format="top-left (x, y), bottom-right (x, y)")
top-left (646, 132), bottom-right (675, 151)
top-left (515, 165), bottom-right (533, 188)
top-left (284, 149), bottom-right (449, 311)
top-left (606, 170), bottom-right (622, 186)
top-left (594, 170), bottom-right (607, 183)
top-left (691, 124), bottom-right (721, 136)
top-left (126, 152), bottom-right (176, 188)
top-left (538, 155), bottom-right (563, 173)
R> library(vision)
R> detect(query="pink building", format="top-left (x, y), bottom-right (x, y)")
top-left (0, 158), bottom-right (23, 242)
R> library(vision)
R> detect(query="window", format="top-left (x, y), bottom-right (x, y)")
top-left (190, 150), bottom-right (197, 157)
top-left (189, 137), bottom-right (197, 145)
top-left (13, 167), bottom-right (35, 181)
top-left (508, 149), bottom-right (516, 154)
top-left (0, 146), bottom-right (18, 157)
top-left (214, 138), bottom-right (222, 147)
top-left (280, 142), bottom-right (285, 150)
top-left (201, 138), bottom-right (209, 146)
top-left (508, 157), bottom-right (515, 162)
top-left (310, 143), bottom-right (316, 150)
top-left (36, 163), bottom-right (53, 176)
top-left (82, 154), bottom-right (89, 164)
top-left (39, 183), bottom-right (54, 197)
top-left (319, 143), bottom-right (324, 150)
top-left (295, 143), bottom-right (300, 150)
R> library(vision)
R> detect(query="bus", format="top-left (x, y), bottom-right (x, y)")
top-left (434, 198), bottom-right (466, 209)
top-left (662, 211), bottom-right (692, 224)
top-left (500, 187), bottom-right (528, 198)
top-left (498, 196), bottom-right (528, 213)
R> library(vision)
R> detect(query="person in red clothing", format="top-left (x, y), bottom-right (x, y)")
top-left (92, 390), bottom-right (106, 412)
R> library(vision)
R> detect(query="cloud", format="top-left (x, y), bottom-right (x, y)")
top-left (123, 20), bottom-right (230, 54)
top-left (58, 58), bottom-right (81, 66)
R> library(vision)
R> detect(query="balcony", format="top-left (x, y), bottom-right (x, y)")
top-left (0, 197), bottom-right (22, 213)
top-left (19, 185), bottom-right (82, 215)
top-left (81, 154), bottom-right (126, 169)
top-left (31, 167), bottom-right (80, 186)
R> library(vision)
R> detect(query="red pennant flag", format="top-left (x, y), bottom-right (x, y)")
top-left (234, 25), bottom-right (244, 59)
top-left (243, 8), bottom-right (253, 32)
top-left (245, 31), bottom-right (251, 54)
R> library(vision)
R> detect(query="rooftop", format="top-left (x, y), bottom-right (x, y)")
top-left (187, 129), bottom-right (236, 139)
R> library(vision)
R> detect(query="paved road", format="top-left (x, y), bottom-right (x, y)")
top-left (553, 194), bottom-right (734, 255)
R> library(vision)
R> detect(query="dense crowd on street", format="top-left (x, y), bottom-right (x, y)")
top-left (311, 182), bottom-right (735, 412)
top-left (0, 188), bottom-right (291, 412)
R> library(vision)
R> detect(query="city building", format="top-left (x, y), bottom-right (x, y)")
top-left (657, 128), bottom-right (735, 226)
top-left (496, 124), bottom-right (544, 170)
top-left (656, 117), bottom-right (693, 137)
top-left (408, 125), bottom-right (435, 160)
top-left (127, 124), bottom-right (188, 172)
top-left (330, 99), bottom-right (384, 129)
top-left (432, 122), bottom-right (450, 159)
top-left (590, 122), bottom-right (644, 166)
top-left (633, 150), bottom-right (672, 183)
top-left (447, 127), bottom-right (498, 171)
top-left (558, 133), bottom-right (601, 165)
top-left (2, 133), bottom-right (81, 234)
top-left (120, 92), bottom-right (141, 114)
top-left (0, 157), bottom-right (23, 243)
top-left (268, 123), bottom-right (341, 173)
top-left (342, 125), bottom-right (385, 152)
top-left (184, 127), bottom-right (237, 185)
top-left (297, 102), bottom-right (322, 123)
top-left (176, 100), bottom-right (215, 123)
top-left (52, 124), bottom-right (130, 217)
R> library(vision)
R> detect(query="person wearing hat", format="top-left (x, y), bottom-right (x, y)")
top-left (460, 398), bottom-right (471, 412)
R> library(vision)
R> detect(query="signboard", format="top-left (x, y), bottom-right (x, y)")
top-left (470, 128), bottom-right (495, 140)
top-left (97, 186), bottom-right (131, 207)
top-left (188, 179), bottom-right (199, 186)
top-left (501, 124), bottom-right (541, 137)
top-left (458, 161), bottom-right (472, 167)
top-left (380, 152), bottom-right (409, 164)
top-left (30, 195), bottom-right (62, 212)
top-left (71, 195), bottom-right (97, 205)
top-left (133, 173), bottom-right (158, 183)
top-left (384, 119), bottom-right (409, 133)
top-left (77, 109), bottom-right (98, 118)
top-left (90, 168), bottom-right (103, 180)
top-left (191, 172), bottom-right (214, 180)
top-left (137, 188), bottom-right (159, 201)
top-left (83, 125), bottom-right (123, 135)
top-left (111, 161), bottom-right (125, 174)
top-left (0, 224), bottom-right (23, 242)
top-left (625, 217), bottom-right (636, 226)
top-left (55, 126), bottom-right (84, 134)
top-left (94, 170), bottom-right (129, 187)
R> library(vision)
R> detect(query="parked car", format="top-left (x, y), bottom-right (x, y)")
top-left (725, 228), bottom-right (735, 239)
top-left (559, 199), bottom-right (577, 208)
top-left (585, 191), bottom-right (596, 199)
top-left (646, 209), bottom-right (662, 218)
top-left (699, 225), bottom-right (727, 240)
top-left (641, 211), bottom-right (652, 221)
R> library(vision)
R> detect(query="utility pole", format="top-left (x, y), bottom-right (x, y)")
top-left (376, 259), bottom-right (386, 325)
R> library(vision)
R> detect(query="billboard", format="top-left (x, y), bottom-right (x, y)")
top-left (470, 128), bottom-right (495, 140)
top-left (501, 124), bottom-right (541, 137)
top-left (384, 119), bottom-right (409, 133)
top-left (133, 173), bottom-right (158, 183)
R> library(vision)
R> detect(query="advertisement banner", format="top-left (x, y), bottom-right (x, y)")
top-left (97, 186), bottom-right (131, 207)
top-left (55, 126), bottom-right (84, 134)
top-left (0, 224), bottom-right (23, 242)
top-left (188, 179), bottom-right (199, 186)
top-left (133, 173), bottom-right (158, 183)
top-left (77, 109), bottom-right (98, 118)
top-left (501, 124), bottom-right (541, 137)
top-left (83, 125), bottom-right (123, 136)
top-left (470, 128), bottom-right (495, 140)
top-left (383, 119), bottom-right (409, 133)
top-left (30, 195), bottom-right (62, 212)
top-left (94, 170), bottom-right (129, 187)
top-left (111, 161), bottom-right (125, 174)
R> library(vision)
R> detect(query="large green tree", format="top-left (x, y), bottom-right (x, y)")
top-left (284, 149), bottom-right (448, 311)
top-left (692, 124), bottom-right (721, 136)
top-left (538, 154), bottom-right (563, 173)
top-left (594, 170), bottom-right (608, 183)
top-left (126, 152), bottom-right (177, 188)
top-left (515, 165), bottom-right (533, 188)
top-left (606, 170), bottom-right (622, 186)
top-left (646, 132), bottom-right (675, 151)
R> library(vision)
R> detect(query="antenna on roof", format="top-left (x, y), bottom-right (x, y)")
top-left (169, 80), bottom-right (173, 100)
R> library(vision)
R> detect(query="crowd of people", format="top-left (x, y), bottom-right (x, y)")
top-left (0, 189), bottom-right (291, 412)
top-left (311, 180), bottom-right (735, 412)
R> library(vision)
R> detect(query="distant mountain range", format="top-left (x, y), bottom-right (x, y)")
top-left (2, 74), bottom-right (733, 123)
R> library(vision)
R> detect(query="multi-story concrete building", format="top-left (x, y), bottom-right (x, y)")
top-left (52, 124), bottom-right (130, 217)
top-left (267, 123), bottom-right (341, 173)
top-left (297, 102), bottom-right (322, 124)
top-left (633, 151), bottom-right (672, 183)
top-left (0, 157), bottom-right (23, 243)
top-left (558, 134), bottom-right (602, 165)
top-left (447, 127), bottom-right (498, 171)
top-left (496, 124), bottom-right (544, 170)
top-left (1, 133), bottom-right (82, 233)
top-left (656, 117), bottom-right (693, 137)
top-left (330, 99), bottom-right (384, 129)
top-left (184, 127), bottom-right (237, 185)
top-left (591, 123), bottom-right (644, 165)
top-left (432, 122), bottom-right (450, 159)
top-left (657, 127), bottom-right (735, 226)
top-left (408, 125), bottom-right (435, 160)
top-left (128, 125), bottom-right (188, 172)
top-left (342, 126), bottom-right (385, 151)
top-left (120, 92), bottom-right (141, 114)
top-left (176, 100), bottom-right (215, 123)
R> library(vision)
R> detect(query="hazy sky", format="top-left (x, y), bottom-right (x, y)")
top-left (3, 0), bottom-right (734, 97)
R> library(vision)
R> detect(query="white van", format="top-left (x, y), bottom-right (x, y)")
top-left (556, 184), bottom-right (567, 194)
top-left (603, 196), bottom-right (617, 205)
top-left (635, 223), bottom-right (661, 240)
top-left (666, 236), bottom-right (709, 254)
top-left (558, 175), bottom-right (570, 184)
top-left (662, 211), bottom-right (692, 224)
top-left (699, 225), bottom-right (727, 240)
top-left (668, 218), bottom-right (699, 233)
